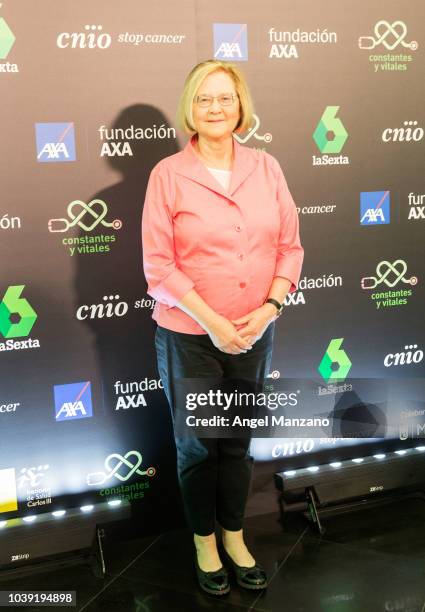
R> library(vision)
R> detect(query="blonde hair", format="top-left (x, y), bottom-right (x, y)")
top-left (176, 59), bottom-right (255, 135)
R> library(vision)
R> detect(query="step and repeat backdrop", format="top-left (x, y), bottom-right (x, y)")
top-left (1, 0), bottom-right (424, 534)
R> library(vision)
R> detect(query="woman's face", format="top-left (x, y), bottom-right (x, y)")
top-left (192, 70), bottom-right (241, 140)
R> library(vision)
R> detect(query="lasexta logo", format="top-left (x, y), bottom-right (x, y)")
top-left (313, 106), bottom-right (348, 154)
top-left (35, 123), bottom-right (76, 162)
top-left (54, 381), bottom-right (93, 421)
top-left (0, 285), bottom-right (37, 338)
top-left (318, 338), bottom-right (352, 383)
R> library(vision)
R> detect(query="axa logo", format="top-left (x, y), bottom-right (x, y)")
top-left (0, 285), bottom-right (37, 339)
top-left (0, 5), bottom-right (15, 59)
top-left (54, 381), bottom-right (93, 421)
top-left (57, 25), bottom-right (112, 49)
top-left (318, 338), bottom-right (352, 383)
top-left (213, 23), bottom-right (248, 61)
top-left (360, 191), bottom-right (390, 225)
top-left (313, 106), bottom-right (348, 154)
top-left (35, 123), bottom-right (76, 162)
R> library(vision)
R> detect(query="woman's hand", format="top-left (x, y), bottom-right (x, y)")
top-left (231, 304), bottom-right (277, 345)
top-left (207, 315), bottom-right (253, 355)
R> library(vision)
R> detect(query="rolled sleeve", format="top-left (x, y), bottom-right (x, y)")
top-left (273, 160), bottom-right (304, 292)
top-left (141, 165), bottom-right (195, 308)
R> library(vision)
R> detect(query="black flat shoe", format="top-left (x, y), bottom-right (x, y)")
top-left (194, 553), bottom-right (230, 596)
top-left (220, 545), bottom-right (268, 590)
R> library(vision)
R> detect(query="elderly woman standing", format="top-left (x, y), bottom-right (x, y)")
top-left (142, 59), bottom-right (303, 596)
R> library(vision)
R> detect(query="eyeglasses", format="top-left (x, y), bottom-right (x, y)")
top-left (194, 94), bottom-right (239, 108)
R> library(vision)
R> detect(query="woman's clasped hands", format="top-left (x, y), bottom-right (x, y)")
top-left (208, 304), bottom-right (277, 355)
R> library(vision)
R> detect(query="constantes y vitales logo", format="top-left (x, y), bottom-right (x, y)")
top-left (48, 199), bottom-right (122, 256)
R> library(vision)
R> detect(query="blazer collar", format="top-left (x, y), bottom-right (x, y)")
top-left (175, 134), bottom-right (258, 198)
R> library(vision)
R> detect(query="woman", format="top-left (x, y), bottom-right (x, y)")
top-left (142, 59), bottom-right (304, 596)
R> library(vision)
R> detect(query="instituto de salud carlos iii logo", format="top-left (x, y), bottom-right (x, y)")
top-left (312, 106), bottom-right (349, 166)
top-left (359, 19), bottom-right (418, 72)
top-left (0, 285), bottom-right (40, 352)
top-left (48, 199), bottom-right (122, 257)
top-left (35, 123), bottom-right (76, 162)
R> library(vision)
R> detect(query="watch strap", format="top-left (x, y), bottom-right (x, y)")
top-left (265, 298), bottom-right (283, 313)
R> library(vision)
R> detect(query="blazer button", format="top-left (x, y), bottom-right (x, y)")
top-left (239, 282), bottom-right (246, 288)
top-left (235, 225), bottom-right (242, 232)
top-left (238, 253), bottom-right (244, 260)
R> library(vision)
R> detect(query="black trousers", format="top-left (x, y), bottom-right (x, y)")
top-left (155, 323), bottom-right (274, 536)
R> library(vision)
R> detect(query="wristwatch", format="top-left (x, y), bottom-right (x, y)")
top-left (264, 298), bottom-right (283, 316)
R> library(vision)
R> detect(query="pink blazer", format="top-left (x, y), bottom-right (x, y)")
top-left (142, 134), bottom-right (304, 334)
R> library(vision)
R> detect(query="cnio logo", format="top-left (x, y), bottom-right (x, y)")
top-left (370, 485), bottom-right (384, 492)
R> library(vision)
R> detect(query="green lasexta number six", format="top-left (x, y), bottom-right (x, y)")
top-left (313, 106), bottom-right (348, 154)
top-left (318, 338), bottom-right (352, 383)
top-left (0, 285), bottom-right (37, 338)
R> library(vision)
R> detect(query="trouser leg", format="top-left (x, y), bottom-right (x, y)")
top-left (216, 324), bottom-right (275, 530)
top-left (155, 326), bottom-right (225, 535)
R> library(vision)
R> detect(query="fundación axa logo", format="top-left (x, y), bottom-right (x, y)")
top-left (361, 259), bottom-right (418, 309)
top-left (0, 4), bottom-right (18, 73)
top-left (268, 26), bottom-right (338, 59)
top-left (312, 106), bottom-right (349, 166)
top-left (359, 20), bottom-right (418, 73)
top-left (98, 123), bottom-right (176, 157)
top-left (35, 123), bottom-right (76, 163)
top-left (360, 191), bottom-right (390, 225)
top-left (408, 192), bottom-right (425, 220)
top-left (114, 379), bottom-right (164, 410)
top-left (213, 23), bottom-right (248, 61)
top-left (0, 285), bottom-right (40, 352)
top-left (48, 199), bottom-right (122, 257)
top-left (282, 273), bottom-right (343, 308)
top-left (54, 381), bottom-right (93, 421)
